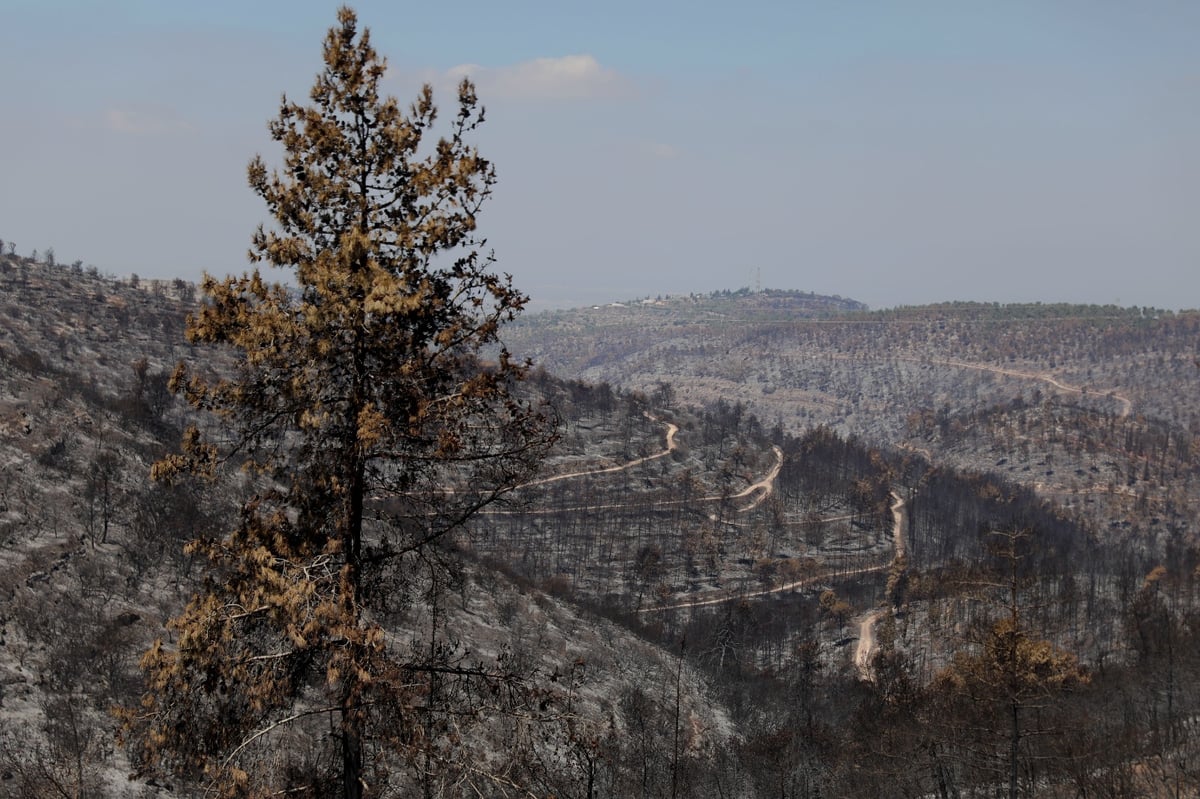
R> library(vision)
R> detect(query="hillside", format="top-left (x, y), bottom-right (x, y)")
top-left (3, 261), bottom-right (1200, 796)
top-left (0, 257), bottom-right (745, 796)
top-left (505, 291), bottom-right (1200, 557)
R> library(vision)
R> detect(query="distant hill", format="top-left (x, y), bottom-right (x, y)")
top-left (504, 288), bottom-right (1200, 546)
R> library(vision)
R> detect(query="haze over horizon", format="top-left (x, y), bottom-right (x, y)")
top-left (3, 1), bottom-right (1197, 312)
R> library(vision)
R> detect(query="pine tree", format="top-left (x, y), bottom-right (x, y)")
top-left (120, 7), bottom-right (554, 796)
top-left (933, 529), bottom-right (1087, 799)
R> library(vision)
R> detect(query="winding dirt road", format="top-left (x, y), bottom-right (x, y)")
top-left (641, 491), bottom-right (907, 615)
top-left (731, 446), bottom-right (784, 504)
top-left (638, 563), bottom-right (886, 614)
top-left (853, 492), bottom-right (907, 681)
top-left (519, 414), bottom-right (679, 489)
top-left (854, 609), bottom-right (882, 677)
top-left (495, 424), bottom-right (783, 519)
top-left (928, 358), bottom-right (1132, 419)
top-left (706, 445), bottom-right (784, 519)
top-left (499, 413), bottom-right (899, 628)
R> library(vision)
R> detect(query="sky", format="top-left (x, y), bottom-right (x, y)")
top-left (2, 1), bottom-right (1198, 312)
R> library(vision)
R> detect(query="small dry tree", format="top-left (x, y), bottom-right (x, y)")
top-left (120, 7), bottom-right (556, 797)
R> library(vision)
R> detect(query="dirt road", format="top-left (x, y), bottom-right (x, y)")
top-left (930, 358), bottom-right (1132, 418)
top-left (643, 492), bottom-right (907, 615)
top-left (519, 414), bottom-right (679, 488)
top-left (853, 491), bottom-right (907, 681)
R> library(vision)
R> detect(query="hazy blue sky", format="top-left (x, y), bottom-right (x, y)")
top-left (3, 1), bottom-right (1198, 310)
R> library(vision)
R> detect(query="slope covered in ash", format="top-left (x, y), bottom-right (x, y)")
top-left (506, 292), bottom-right (1200, 556)
top-left (3, 257), bottom-right (1200, 796)
top-left (0, 255), bottom-right (744, 796)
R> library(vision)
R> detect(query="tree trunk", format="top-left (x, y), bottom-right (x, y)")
top-left (343, 701), bottom-right (364, 799)
top-left (343, 447), bottom-right (366, 797)
top-left (1009, 701), bottom-right (1019, 799)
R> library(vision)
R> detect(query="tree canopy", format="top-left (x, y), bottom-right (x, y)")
top-left (121, 7), bottom-right (555, 797)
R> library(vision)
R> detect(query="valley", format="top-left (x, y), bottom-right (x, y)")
top-left (2, 260), bottom-right (1200, 796)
